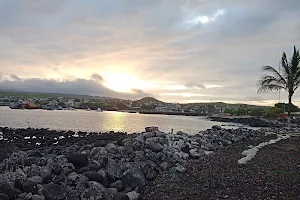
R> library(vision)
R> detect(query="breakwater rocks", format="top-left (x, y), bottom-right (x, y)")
top-left (0, 126), bottom-right (285, 200)
top-left (209, 116), bottom-right (283, 127)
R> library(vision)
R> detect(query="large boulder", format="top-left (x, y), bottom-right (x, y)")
top-left (121, 166), bottom-right (146, 191)
top-left (140, 162), bottom-right (157, 180)
top-left (0, 193), bottom-right (9, 200)
top-left (39, 166), bottom-right (52, 181)
top-left (145, 127), bottom-right (158, 132)
top-left (67, 153), bottom-right (88, 168)
top-left (189, 149), bottom-right (204, 159)
top-left (110, 180), bottom-right (123, 191)
top-left (43, 183), bottom-right (66, 200)
top-left (87, 160), bottom-right (102, 171)
top-left (106, 159), bottom-right (120, 181)
top-left (47, 160), bottom-right (62, 175)
top-left (105, 143), bottom-right (118, 154)
top-left (81, 181), bottom-right (109, 200)
top-left (83, 171), bottom-right (105, 183)
top-left (145, 142), bottom-right (163, 153)
top-left (23, 180), bottom-right (37, 194)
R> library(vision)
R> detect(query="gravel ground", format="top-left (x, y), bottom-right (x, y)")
top-left (142, 135), bottom-right (300, 200)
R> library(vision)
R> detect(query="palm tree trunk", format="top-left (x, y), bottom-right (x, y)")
top-left (287, 95), bottom-right (292, 127)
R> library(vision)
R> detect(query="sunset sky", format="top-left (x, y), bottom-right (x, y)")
top-left (1, 0), bottom-right (300, 105)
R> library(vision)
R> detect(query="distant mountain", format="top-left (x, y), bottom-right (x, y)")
top-left (133, 97), bottom-right (165, 104)
top-left (0, 89), bottom-right (112, 99)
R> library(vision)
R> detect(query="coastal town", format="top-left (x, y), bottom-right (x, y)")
top-left (0, 93), bottom-right (268, 116)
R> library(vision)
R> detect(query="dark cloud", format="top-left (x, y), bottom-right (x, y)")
top-left (91, 73), bottom-right (103, 82)
top-left (0, 78), bottom-right (148, 99)
top-left (10, 74), bottom-right (22, 80)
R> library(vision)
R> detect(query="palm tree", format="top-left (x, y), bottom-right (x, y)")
top-left (257, 46), bottom-right (300, 125)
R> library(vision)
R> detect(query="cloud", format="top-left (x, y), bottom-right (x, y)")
top-left (0, 77), bottom-right (149, 99)
top-left (10, 74), bottom-right (22, 80)
top-left (0, 0), bottom-right (300, 105)
top-left (184, 82), bottom-right (206, 89)
top-left (91, 73), bottom-right (103, 82)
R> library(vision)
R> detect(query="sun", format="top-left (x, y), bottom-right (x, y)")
top-left (102, 73), bottom-right (152, 93)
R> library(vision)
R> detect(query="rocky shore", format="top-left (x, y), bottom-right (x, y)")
top-left (0, 126), bottom-right (298, 200)
top-left (209, 116), bottom-right (285, 127)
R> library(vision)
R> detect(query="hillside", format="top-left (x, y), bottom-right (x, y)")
top-left (133, 97), bottom-right (165, 105)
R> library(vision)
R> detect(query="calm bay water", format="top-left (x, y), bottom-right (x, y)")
top-left (0, 107), bottom-right (238, 134)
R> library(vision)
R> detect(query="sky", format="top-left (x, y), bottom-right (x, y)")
top-left (1, 0), bottom-right (300, 106)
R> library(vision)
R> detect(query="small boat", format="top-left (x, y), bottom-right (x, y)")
top-left (86, 108), bottom-right (91, 111)
top-left (96, 108), bottom-right (102, 112)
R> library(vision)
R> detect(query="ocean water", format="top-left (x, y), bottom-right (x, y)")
top-left (0, 107), bottom-right (239, 134)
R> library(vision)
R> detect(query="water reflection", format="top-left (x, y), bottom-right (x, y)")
top-left (0, 107), bottom-right (238, 134)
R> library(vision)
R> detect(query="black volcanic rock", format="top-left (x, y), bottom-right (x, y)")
top-left (67, 153), bottom-right (88, 168)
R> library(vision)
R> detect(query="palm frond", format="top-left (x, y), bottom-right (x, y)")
top-left (257, 84), bottom-right (285, 94)
top-left (261, 66), bottom-right (286, 85)
top-left (290, 46), bottom-right (300, 73)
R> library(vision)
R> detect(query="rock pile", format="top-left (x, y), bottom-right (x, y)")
top-left (0, 126), bottom-right (273, 199)
top-left (209, 116), bottom-right (284, 127)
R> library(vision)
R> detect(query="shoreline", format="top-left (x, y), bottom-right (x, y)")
top-left (0, 126), bottom-right (298, 200)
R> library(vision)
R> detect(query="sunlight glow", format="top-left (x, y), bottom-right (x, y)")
top-left (185, 9), bottom-right (225, 26)
top-left (102, 72), bottom-right (153, 93)
top-left (160, 93), bottom-right (212, 98)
